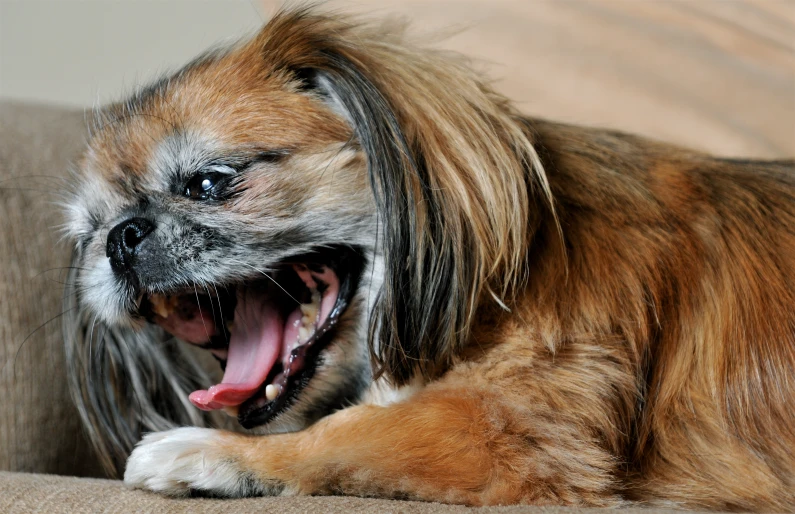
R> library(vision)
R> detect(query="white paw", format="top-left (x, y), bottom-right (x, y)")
top-left (124, 427), bottom-right (258, 497)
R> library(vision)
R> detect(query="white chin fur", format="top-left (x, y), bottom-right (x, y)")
top-left (78, 258), bottom-right (135, 326)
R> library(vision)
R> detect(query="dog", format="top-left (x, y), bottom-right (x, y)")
top-left (61, 7), bottom-right (795, 510)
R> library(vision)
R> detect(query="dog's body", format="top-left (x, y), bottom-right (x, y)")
top-left (62, 9), bottom-right (795, 510)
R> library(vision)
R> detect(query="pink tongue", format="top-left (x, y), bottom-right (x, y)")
top-left (189, 288), bottom-right (282, 411)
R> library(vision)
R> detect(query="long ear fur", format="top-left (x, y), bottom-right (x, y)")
top-left (63, 253), bottom-right (215, 477)
top-left (258, 9), bottom-right (556, 384)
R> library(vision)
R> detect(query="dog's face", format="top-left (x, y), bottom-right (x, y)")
top-left (65, 37), bottom-right (381, 431)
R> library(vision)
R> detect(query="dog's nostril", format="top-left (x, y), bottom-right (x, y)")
top-left (123, 225), bottom-right (145, 250)
top-left (115, 217), bottom-right (154, 251)
top-left (106, 217), bottom-right (155, 273)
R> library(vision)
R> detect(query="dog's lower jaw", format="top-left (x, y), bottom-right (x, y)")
top-left (246, 271), bottom-right (378, 432)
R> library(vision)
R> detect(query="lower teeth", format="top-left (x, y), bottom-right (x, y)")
top-left (265, 383), bottom-right (280, 401)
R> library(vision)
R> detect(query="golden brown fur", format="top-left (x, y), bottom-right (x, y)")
top-left (67, 8), bottom-right (794, 510)
top-left (182, 118), bottom-right (795, 508)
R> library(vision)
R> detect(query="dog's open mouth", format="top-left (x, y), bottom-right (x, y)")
top-left (137, 246), bottom-right (364, 429)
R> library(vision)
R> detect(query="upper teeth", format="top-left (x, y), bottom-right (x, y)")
top-left (297, 288), bottom-right (321, 343)
top-left (149, 294), bottom-right (177, 318)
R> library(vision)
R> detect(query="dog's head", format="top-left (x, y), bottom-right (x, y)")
top-left (63, 8), bottom-right (546, 475)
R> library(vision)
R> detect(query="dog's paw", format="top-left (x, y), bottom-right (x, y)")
top-left (124, 427), bottom-right (278, 497)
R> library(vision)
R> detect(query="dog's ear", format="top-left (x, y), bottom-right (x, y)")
top-left (259, 9), bottom-right (549, 385)
top-left (62, 251), bottom-right (216, 477)
top-left (300, 63), bottom-right (448, 385)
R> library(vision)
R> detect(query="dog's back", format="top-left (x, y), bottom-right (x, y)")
top-left (510, 119), bottom-right (795, 508)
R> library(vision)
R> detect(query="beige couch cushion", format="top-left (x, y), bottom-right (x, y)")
top-left (0, 472), bottom-right (687, 514)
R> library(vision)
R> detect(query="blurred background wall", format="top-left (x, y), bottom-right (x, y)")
top-left (0, 0), bottom-right (793, 158)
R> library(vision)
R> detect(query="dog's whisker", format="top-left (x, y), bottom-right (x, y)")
top-left (209, 282), bottom-right (229, 345)
top-left (1, 306), bottom-right (77, 379)
top-left (227, 259), bottom-right (301, 306)
top-left (192, 284), bottom-right (212, 343)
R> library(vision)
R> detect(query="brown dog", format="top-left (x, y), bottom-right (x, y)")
top-left (62, 8), bottom-right (795, 510)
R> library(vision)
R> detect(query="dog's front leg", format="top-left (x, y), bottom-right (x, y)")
top-left (125, 385), bottom-right (621, 506)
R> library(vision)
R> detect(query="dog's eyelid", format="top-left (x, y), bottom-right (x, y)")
top-left (204, 164), bottom-right (236, 175)
top-left (203, 151), bottom-right (288, 175)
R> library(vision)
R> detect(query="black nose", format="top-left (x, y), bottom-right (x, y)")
top-left (106, 217), bottom-right (155, 274)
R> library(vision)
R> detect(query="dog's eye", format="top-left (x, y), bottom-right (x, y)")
top-left (184, 171), bottom-right (230, 200)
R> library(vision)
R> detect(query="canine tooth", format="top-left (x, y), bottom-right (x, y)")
top-left (300, 303), bottom-right (318, 320)
top-left (150, 294), bottom-right (171, 318)
top-left (223, 405), bottom-right (239, 418)
top-left (265, 384), bottom-right (279, 401)
top-left (298, 326), bottom-right (310, 341)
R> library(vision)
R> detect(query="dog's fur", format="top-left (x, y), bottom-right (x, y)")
top-left (62, 8), bottom-right (795, 510)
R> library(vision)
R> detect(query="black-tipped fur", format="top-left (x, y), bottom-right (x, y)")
top-left (262, 10), bottom-right (488, 385)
